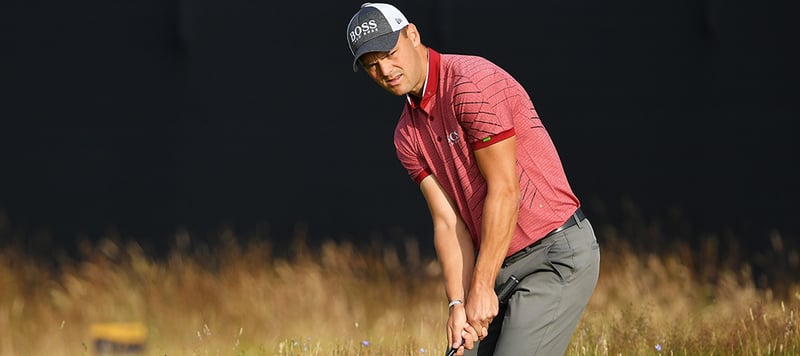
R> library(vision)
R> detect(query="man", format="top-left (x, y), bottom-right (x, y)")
top-left (346, 3), bottom-right (600, 355)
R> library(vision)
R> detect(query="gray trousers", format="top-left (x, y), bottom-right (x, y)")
top-left (466, 218), bottom-right (600, 356)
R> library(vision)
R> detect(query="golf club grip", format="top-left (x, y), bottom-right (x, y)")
top-left (444, 275), bottom-right (520, 356)
top-left (496, 275), bottom-right (520, 307)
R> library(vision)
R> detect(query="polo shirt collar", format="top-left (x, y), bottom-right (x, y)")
top-left (406, 48), bottom-right (440, 111)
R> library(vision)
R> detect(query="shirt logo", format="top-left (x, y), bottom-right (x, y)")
top-left (447, 130), bottom-right (461, 145)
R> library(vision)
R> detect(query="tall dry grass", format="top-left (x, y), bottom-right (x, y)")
top-left (1, 215), bottom-right (799, 355)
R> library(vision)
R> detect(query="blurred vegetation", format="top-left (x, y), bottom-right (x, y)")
top-left (0, 200), bottom-right (798, 355)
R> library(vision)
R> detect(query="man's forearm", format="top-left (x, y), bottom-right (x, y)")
top-left (434, 222), bottom-right (475, 302)
top-left (472, 188), bottom-right (518, 290)
top-left (420, 175), bottom-right (475, 302)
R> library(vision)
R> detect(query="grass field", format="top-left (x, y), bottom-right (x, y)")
top-left (1, 213), bottom-right (799, 355)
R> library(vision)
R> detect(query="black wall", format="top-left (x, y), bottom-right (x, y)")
top-left (1, 0), bottom-right (797, 253)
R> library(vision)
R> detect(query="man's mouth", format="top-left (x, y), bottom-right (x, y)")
top-left (385, 73), bottom-right (402, 86)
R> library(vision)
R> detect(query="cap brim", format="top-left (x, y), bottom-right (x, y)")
top-left (351, 30), bottom-right (402, 72)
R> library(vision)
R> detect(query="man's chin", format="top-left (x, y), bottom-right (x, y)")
top-left (385, 87), bottom-right (408, 97)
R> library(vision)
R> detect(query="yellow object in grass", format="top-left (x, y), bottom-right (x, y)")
top-left (90, 322), bottom-right (147, 343)
top-left (90, 322), bottom-right (147, 354)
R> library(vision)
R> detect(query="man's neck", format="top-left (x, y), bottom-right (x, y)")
top-left (409, 47), bottom-right (430, 102)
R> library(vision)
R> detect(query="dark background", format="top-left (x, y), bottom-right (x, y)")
top-left (1, 0), bottom-right (797, 257)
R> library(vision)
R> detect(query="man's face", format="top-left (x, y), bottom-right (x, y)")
top-left (359, 26), bottom-right (425, 97)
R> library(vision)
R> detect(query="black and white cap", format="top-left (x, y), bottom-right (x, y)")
top-left (346, 3), bottom-right (409, 72)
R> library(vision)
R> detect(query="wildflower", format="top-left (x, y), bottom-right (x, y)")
top-left (362, 340), bottom-right (370, 347)
top-left (655, 344), bottom-right (662, 352)
top-left (420, 347), bottom-right (426, 353)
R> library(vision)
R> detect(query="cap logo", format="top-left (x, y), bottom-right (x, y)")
top-left (349, 20), bottom-right (379, 44)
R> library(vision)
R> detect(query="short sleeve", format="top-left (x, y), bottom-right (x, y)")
top-left (394, 121), bottom-right (430, 184)
top-left (451, 59), bottom-right (517, 148)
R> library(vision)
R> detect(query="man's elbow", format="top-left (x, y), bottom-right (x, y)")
top-left (432, 215), bottom-right (461, 235)
top-left (489, 181), bottom-right (520, 204)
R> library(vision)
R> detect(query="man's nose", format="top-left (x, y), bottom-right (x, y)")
top-left (377, 59), bottom-right (392, 77)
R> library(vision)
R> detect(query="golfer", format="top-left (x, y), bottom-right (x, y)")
top-left (346, 3), bottom-right (601, 355)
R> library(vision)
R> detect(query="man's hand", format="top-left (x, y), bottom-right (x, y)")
top-left (465, 281), bottom-right (498, 340)
top-left (447, 304), bottom-right (479, 355)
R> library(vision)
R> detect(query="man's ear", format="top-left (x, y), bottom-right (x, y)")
top-left (407, 23), bottom-right (421, 47)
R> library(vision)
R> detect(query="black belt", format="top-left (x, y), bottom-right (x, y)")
top-left (504, 208), bottom-right (586, 265)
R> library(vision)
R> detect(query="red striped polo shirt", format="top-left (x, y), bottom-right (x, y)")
top-left (394, 48), bottom-right (580, 257)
